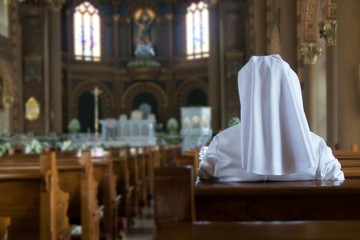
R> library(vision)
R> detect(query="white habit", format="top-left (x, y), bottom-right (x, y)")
top-left (198, 55), bottom-right (344, 182)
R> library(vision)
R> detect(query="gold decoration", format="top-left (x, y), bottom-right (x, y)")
top-left (300, 43), bottom-right (322, 64)
top-left (319, 20), bottom-right (337, 45)
top-left (50, 0), bottom-right (66, 11)
top-left (25, 97), bottom-right (40, 121)
top-left (3, 95), bottom-right (14, 108)
top-left (91, 86), bottom-right (102, 138)
top-left (113, 14), bottom-right (120, 22)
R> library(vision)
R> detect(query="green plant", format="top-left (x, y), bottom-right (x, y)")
top-left (227, 117), bottom-right (241, 128)
top-left (68, 118), bottom-right (81, 133)
top-left (166, 118), bottom-right (179, 133)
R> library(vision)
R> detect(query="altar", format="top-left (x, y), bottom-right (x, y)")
top-left (99, 113), bottom-right (157, 146)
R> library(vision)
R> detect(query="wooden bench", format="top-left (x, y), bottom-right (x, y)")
top-left (159, 144), bottom-right (182, 167)
top-left (0, 217), bottom-right (10, 240)
top-left (127, 147), bottom-right (142, 218)
top-left (0, 152), bottom-right (74, 240)
top-left (153, 220), bottom-right (360, 240)
top-left (155, 166), bottom-right (360, 222)
top-left (91, 149), bottom-right (121, 240)
top-left (56, 150), bottom-right (103, 240)
top-left (334, 150), bottom-right (360, 179)
top-left (195, 179), bottom-right (360, 221)
top-left (154, 166), bottom-right (360, 239)
top-left (110, 147), bottom-right (134, 231)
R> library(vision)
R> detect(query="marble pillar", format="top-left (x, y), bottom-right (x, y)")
top-left (300, 43), bottom-right (322, 132)
top-left (319, 20), bottom-right (338, 148)
top-left (208, 2), bottom-right (221, 132)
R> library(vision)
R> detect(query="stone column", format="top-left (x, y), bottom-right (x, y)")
top-left (337, 0), bottom-right (360, 149)
top-left (300, 43), bottom-right (322, 132)
top-left (208, 1), bottom-right (221, 132)
top-left (113, 14), bottom-right (120, 67)
top-left (319, 20), bottom-right (337, 148)
top-left (166, 13), bottom-right (173, 61)
top-left (48, 7), bottom-right (63, 134)
top-left (3, 96), bottom-right (14, 134)
top-left (126, 17), bottom-right (132, 57)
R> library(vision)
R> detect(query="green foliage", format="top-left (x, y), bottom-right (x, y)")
top-left (227, 117), bottom-right (241, 128)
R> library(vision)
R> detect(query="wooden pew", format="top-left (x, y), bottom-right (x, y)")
top-left (91, 149), bottom-right (121, 240)
top-left (155, 166), bottom-right (360, 221)
top-left (334, 150), bottom-right (360, 179)
top-left (153, 220), bottom-right (360, 240)
top-left (176, 155), bottom-right (198, 179)
top-left (195, 179), bottom-right (360, 221)
top-left (56, 150), bottom-right (103, 240)
top-left (154, 166), bottom-right (195, 225)
top-left (159, 144), bottom-right (182, 167)
top-left (137, 146), bottom-right (156, 206)
top-left (0, 152), bottom-right (74, 240)
top-left (0, 217), bottom-right (10, 240)
top-left (127, 147), bottom-right (142, 219)
top-left (110, 147), bottom-right (134, 231)
top-left (136, 147), bottom-right (148, 208)
top-left (154, 166), bottom-right (360, 239)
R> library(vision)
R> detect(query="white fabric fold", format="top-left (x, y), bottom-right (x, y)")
top-left (238, 54), bottom-right (315, 175)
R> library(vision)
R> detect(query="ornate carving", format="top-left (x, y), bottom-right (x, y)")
top-left (50, 0), bottom-right (66, 11)
top-left (319, 20), bottom-right (337, 45)
top-left (300, 43), bottom-right (322, 64)
top-left (3, 95), bottom-right (14, 108)
top-left (176, 79), bottom-right (208, 109)
top-left (122, 82), bottom-right (168, 109)
top-left (113, 14), bottom-right (120, 22)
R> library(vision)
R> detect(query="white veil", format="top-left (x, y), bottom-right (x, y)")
top-left (238, 54), bottom-right (315, 175)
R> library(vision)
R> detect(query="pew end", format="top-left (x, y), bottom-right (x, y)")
top-left (154, 166), bottom-right (195, 225)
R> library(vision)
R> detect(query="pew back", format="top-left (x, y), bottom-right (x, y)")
top-left (154, 167), bottom-right (195, 225)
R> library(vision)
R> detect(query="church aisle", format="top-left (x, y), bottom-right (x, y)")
top-left (122, 205), bottom-right (155, 240)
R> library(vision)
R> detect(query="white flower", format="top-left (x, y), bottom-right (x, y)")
top-left (0, 142), bottom-right (11, 157)
top-left (60, 140), bottom-right (76, 152)
top-left (25, 139), bottom-right (44, 154)
top-left (81, 141), bottom-right (93, 150)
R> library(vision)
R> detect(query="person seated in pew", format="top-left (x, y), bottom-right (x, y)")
top-left (198, 54), bottom-right (344, 182)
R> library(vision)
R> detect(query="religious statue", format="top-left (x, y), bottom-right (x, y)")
top-left (134, 8), bottom-right (156, 57)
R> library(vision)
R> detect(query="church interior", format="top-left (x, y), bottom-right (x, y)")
top-left (0, 0), bottom-right (360, 239)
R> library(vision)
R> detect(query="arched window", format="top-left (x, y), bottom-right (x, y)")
top-left (0, 0), bottom-right (9, 37)
top-left (73, 2), bottom-right (101, 61)
top-left (186, 1), bottom-right (209, 60)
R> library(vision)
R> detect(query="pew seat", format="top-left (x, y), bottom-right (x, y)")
top-left (153, 221), bottom-right (360, 240)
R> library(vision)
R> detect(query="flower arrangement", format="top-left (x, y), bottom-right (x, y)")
top-left (68, 118), bottom-right (81, 133)
top-left (109, 141), bottom-right (130, 148)
top-left (25, 139), bottom-right (44, 154)
top-left (166, 118), bottom-right (179, 133)
top-left (60, 140), bottom-right (76, 152)
top-left (81, 141), bottom-right (94, 150)
top-left (0, 142), bottom-right (11, 157)
top-left (227, 117), bottom-right (241, 128)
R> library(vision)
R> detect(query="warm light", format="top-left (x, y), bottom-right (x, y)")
top-left (186, 1), bottom-right (209, 60)
top-left (73, 1), bottom-right (101, 61)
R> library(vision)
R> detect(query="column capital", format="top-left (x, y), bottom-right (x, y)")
top-left (50, 0), bottom-right (66, 11)
top-left (3, 95), bottom-right (14, 108)
top-left (300, 43), bottom-right (323, 64)
top-left (165, 13), bottom-right (173, 20)
top-left (206, 0), bottom-right (219, 7)
top-left (113, 14), bottom-right (120, 22)
top-left (319, 20), bottom-right (337, 45)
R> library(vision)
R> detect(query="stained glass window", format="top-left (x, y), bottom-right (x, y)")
top-left (74, 2), bottom-right (101, 61)
top-left (186, 1), bottom-right (209, 60)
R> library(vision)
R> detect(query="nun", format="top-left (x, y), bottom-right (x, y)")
top-left (198, 54), bottom-right (344, 182)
